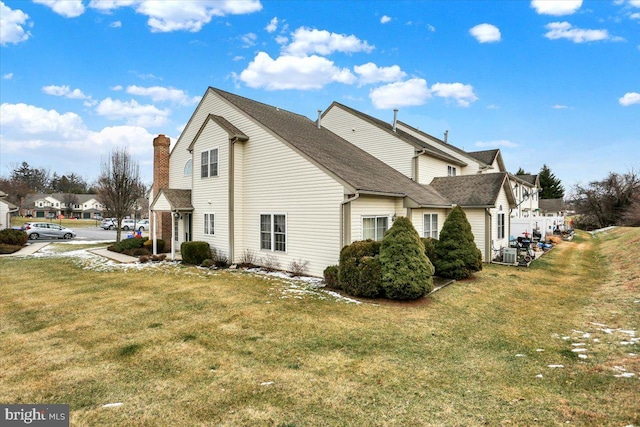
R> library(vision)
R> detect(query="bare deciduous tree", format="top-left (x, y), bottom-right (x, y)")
top-left (96, 148), bottom-right (144, 242)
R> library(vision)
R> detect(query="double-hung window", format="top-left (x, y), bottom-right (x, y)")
top-left (497, 213), bottom-right (505, 239)
top-left (362, 216), bottom-right (388, 241)
top-left (448, 165), bottom-right (457, 176)
top-left (200, 148), bottom-right (218, 178)
top-left (423, 214), bottom-right (438, 239)
top-left (260, 214), bottom-right (286, 252)
top-left (204, 213), bottom-right (215, 235)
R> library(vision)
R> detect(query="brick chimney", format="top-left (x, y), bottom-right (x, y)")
top-left (152, 134), bottom-right (172, 250)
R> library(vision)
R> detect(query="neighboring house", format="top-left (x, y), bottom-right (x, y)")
top-left (321, 102), bottom-right (519, 261)
top-left (22, 193), bottom-right (104, 219)
top-left (0, 190), bottom-right (19, 229)
top-left (150, 88), bottom-right (458, 276)
top-left (538, 198), bottom-right (566, 217)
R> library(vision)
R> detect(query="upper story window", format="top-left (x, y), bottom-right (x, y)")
top-left (201, 148), bottom-right (219, 178)
top-left (184, 159), bottom-right (192, 176)
top-left (448, 166), bottom-right (457, 176)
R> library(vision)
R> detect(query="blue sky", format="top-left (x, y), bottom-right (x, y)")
top-left (1, 0), bottom-right (638, 193)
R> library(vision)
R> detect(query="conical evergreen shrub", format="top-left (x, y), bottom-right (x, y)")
top-left (434, 205), bottom-right (483, 279)
top-left (379, 216), bottom-right (434, 300)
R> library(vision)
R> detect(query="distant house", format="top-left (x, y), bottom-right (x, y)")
top-left (149, 88), bottom-right (541, 275)
top-left (538, 198), bottom-right (566, 217)
top-left (22, 193), bottom-right (104, 219)
top-left (0, 190), bottom-right (19, 229)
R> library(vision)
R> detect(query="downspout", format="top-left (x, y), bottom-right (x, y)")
top-left (228, 136), bottom-right (235, 264)
top-left (412, 149), bottom-right (427, 181)
top-left (340, 193), bottom-right (360, 248)
top-left (486, 208), bottom-right (492, 263)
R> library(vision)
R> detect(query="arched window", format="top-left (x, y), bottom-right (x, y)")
top-left (184, 159), bottom-right (192, 176)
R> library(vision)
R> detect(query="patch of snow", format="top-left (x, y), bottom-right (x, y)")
top-left (102, 403), bottom-right (123, 408)
top-left (571, 348), bottom-right (587, 353)
top-left (260, 381), bottom-right (274, 386)
top-left (571, 343), bottom-right (586, 347)
top-left (548, 364), bottom-right (564, 368)
top-left (578, 354), bottom-right (588, 359)
top-left (536, 374), bottom-right (543, 378)
top-left (614, 372), bottom-right (635, 378)
top-left (536, 349), bottom-right (545, 352)
top-left (515, 354), bottom-right (526, 357)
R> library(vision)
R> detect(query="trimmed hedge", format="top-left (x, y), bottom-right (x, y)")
top-left (112, 237), bottom-right (146, 253)
top-left (143, 239), bottom-right (166, 253)
top-left (181, 241), bottom-right (211, 266)
top-left (380, 216), bottom-right (434, 300)
top-left (434, 205), bottom-right (482, 280)
top-left (0, 229), bottom-right (28, 246)
top-left (338, 239), bottom-right (383, 298)
top-left (323, 265), bottom-right (339, 289)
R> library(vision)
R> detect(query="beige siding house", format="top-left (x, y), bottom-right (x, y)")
top-left (150, 88), bottom-right (452, 277)
top-left (1, 191), bottom-right (18, 229)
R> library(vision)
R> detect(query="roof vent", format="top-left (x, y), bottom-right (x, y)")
top-left (392, 109), bottom-right (398, 132)
top-left (317, 109), bottom-right (322, 129)
top-left (444, 130), bottom-right (449, 143)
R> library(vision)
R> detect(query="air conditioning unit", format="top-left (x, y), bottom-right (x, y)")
top-left (503, 248), bottom-right (517, 264)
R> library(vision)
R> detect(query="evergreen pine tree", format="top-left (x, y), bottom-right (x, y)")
top-left (538, 164), bottom-right (564, 199)
top-left (434, 206), bottom-right (482, 280)
top-left (379, 216), bottom-right (434, 300)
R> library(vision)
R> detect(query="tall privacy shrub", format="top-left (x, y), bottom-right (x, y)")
top-left (380, 217), bottom-right (434, 300)
top-left (434, 205), bottom-right (482, 279)
top-left (338, 240), bottom-right (382, 298)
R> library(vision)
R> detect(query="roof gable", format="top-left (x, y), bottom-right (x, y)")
top-left (209, 88), bottom-right (451, 207)
top-left (150, 189), bottom-right (193, 211)
top-left (187, 114), bottom-right (249, 152)
top-left (325, 102), bottom-right (467, 167)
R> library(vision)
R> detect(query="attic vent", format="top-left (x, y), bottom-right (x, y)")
top-left (392, 109), bottom-right (398, 132)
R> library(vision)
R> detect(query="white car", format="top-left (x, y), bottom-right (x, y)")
top-left (22, 222), bottom-right (76, 240)
top-left (121, 219), bottom-right (149, 231)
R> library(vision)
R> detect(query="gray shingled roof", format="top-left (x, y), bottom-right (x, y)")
top-left (430, 173), bottom-right (514, 207)
top-left (187, 114), bottom-right (248, 151)
top-left (539, 198), bottom-right (564, 213)
top-left (211, 88), bottom-right (451, 207)
top-left (156, 189), bottom-right (193, 211)
top-left (467, 149), bottom-right (499, 166)
top-left (514, 174), bottom-right (538, 186)
top-left (24, 193), bottom-right (100, 206)
top-left (327, 102), bottom-right (467, 166)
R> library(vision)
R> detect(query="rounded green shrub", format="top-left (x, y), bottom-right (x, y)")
top-left (323, 265), bottom-right (339, 289)
top-left (434, 205), bottom-right (483, 280)
top-left (143, 238), bottom-right (165, 253)
top-left (380, 216), bottom-right (434, 300)
top-left (0, 229), bottom-right (28, 246)
top-left (181, 241), bottom-right (212, 266)
top-left (113, 236), bottom-right (147, 253)
top-left (421, 237), bottom-right (438, 265)
top-left (338, 240), bottom-right (382, 297)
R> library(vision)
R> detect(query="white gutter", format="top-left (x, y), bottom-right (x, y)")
top-left (412, 149), bottom-right (427, 181)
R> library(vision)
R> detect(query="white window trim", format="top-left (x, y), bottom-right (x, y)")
top-left (204, 213), bottom-right (215, 236)
top-left (259, 213), bottom-right (287, 253)
top-left (361, 215), bottom-right (389, 241)
top-left (423, 213), bottom-right (438, 239)
top-left (184, 159), bottom-right (193, 177)
top-left (447, 165), bottom-right (457, 176)
top-left (200, 147), bottom-right (219, 179)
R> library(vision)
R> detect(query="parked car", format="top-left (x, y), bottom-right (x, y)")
top-left (100, 218), bottom-right (117, 230)
top-left (22, 222), bottom-right (76, 240)
top-left (121, 219), bottom-right (149, 231)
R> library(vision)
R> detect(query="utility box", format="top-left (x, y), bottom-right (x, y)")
top-left (503, 248), bottom-right (517, 264)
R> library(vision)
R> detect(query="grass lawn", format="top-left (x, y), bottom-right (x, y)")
top-left (1, 229), bottom-right (638, 426)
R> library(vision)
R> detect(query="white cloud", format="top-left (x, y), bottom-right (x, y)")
top-left (0, 103), bottom-right (87, 141)
top-left (631, 12), bottom-right (640, 19)
top-left (283, 27), bottom-right (374, 57)
top-left (619, 92), bottom-right (640, 106)
top-left (369, 79), bottom-right (431, 109)
top-left (89, 0), bottom-right (262, 33)
top-left (266, 17), bottom-right (278, 33)
top-left (552, 104), bottom-right (569, 109)
top-left (33, 0), bottom-right (85, 18)
top-left (531, 0), bottom-right (582, 16)
top-left (110, 21), bottom-right (122, 28)
top-left (0, 2), bottom-right (31, 46)
top-left (544, 22), bottom-right (616, 43)
top-left (125, 85), bottom-right (200, 105)
top-left (380, 15), bottom-right (392, 24)
top-left (353, 62), bottom-right (406, 85)
top-left (427, 24), bottom-right (436, 32)
top-left (232, 55), bottom-right (244, 61)
top-left (236, 52), bottom-right (356, 90)
top-left (3, 73), bottom-right (14, 80)
top-left (475, 140), bottom-right (518, 148)
top-left (431, 83), bottom-right (478, 107)
top-left (469, 23), bottom-right (501, 43)
top-left (275, 35), bottom-right (288, 45)
top-left (95, 98), bottom-right (171, 127)
top-left (42, 85), bottom-right (91, 100)
top-left (241, 32), bottom-right (257, 47)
